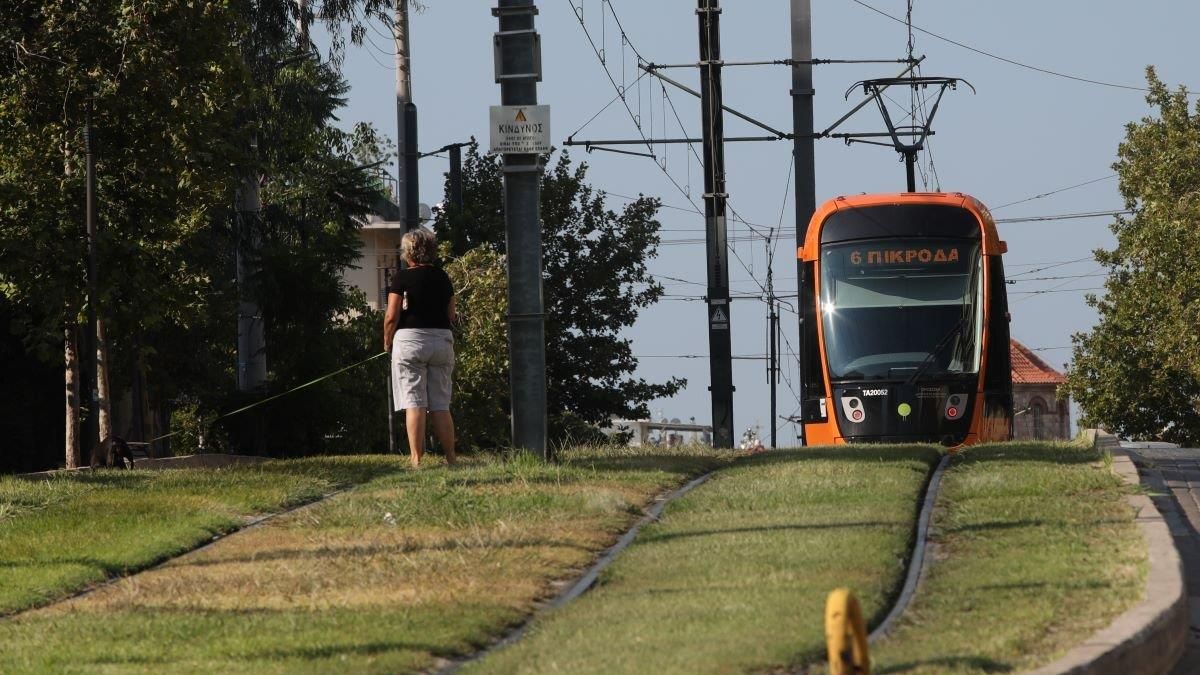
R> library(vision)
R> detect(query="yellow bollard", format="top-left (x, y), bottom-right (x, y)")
top-left (825, 588), bottom-right (870, 675)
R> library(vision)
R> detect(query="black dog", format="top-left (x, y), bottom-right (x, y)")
top-left (91, 436), bottom-right (135, 470)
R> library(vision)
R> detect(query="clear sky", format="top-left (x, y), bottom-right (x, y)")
top-left (318, 1), bottom-right (1200, 444)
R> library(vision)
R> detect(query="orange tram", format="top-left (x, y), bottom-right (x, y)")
top-left (796, 192), bottom-right (1013, 448)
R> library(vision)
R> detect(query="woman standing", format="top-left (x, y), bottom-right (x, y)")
top-left (383, 229), bottom-right (457, 467)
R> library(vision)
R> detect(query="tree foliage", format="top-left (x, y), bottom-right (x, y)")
top-left (1065, 68), bottom-right (1200, 444)
top-left (1, 0), bottom-right (399, 467)
top-left (442, 243), bottom-right (509, 451)
top-left (435, 143), bottom-right (684, 445)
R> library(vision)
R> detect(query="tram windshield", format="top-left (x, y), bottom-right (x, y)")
top-left (820, 239), bottom-right (983, 381)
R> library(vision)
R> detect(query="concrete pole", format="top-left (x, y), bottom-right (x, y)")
top-left (494, 0), bottom-right (548, 459)
top-left (395, 0), bottom-right (419, 231)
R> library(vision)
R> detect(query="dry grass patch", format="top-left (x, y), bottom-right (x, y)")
top-left (0, 455), bottom-right (402, 616)
top-left (0, 446), bottom-right (725, 673)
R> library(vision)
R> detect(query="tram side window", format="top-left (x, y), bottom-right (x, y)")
top-left (801, 261), bottom-right (825, 418)
top-left (984, 255), bottom-right (1012, 391)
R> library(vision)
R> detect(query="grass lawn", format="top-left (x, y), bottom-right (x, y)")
top-left (0, 446), bottom-right (724, 674)
top-left (865, 442), bottom-right (1145, 674)
top-left (470, 445), bottom-right (943, 674)
top-left (0, 455), bottom-right (403, 616)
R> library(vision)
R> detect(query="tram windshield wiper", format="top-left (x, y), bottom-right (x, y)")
top-left (905, 315), bottom-right (967, 385)
top-left (906, 252), bottom-right (981, 384)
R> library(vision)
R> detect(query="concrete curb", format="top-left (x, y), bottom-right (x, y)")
top-left (1023, 432), bottom-right (1188, 675)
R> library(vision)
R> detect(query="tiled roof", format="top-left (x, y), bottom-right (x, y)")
top-left (1010, 339), bottom-right (1067, 385)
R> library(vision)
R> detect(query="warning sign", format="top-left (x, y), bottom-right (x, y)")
top-left (710, 304), bottom-right (729, 330)
top-left (489, 105), bottom-right (551, 154)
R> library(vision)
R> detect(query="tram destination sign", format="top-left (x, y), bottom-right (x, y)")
top-left (489, 105), bottom-right (551, 154)
top-left (849, 246), bottom-right (961, 266)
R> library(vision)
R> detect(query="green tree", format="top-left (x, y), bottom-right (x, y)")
top-left (442, 243), bottom-right (509, 451)
top-left (1065, 68), bottom-right (1200, 444)
top-left (435, 143), bottom-right (684, 445)
top-left (0, 0), bottom-right (251, 465)
top-left (1, 1), bottom-right (402, 467)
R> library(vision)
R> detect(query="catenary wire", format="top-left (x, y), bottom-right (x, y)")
top-left (991, 174), bottom-right (1118, 211)
top-left (848, 0), bottom-right (1199, 95)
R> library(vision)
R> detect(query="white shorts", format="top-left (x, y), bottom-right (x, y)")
top-left (391, 329), bottom-right (455, 411)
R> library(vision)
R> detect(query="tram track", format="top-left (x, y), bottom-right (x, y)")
top-left (868, 452), bottom-right (950, 643)
top-left (437, 448), bottom-right (948, 673)
top-left (434, 469), bottom-right (719, 675)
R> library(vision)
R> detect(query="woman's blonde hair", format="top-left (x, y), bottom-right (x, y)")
top-left (401, 228), bottom-right (438, 265)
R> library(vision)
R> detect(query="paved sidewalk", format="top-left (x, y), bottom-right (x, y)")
top-left (1123, 442), bottom-right (1200, 674)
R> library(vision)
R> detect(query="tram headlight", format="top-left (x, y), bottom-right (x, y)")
top-left (944, 394), bottom-right (966, 420)
top-left (840, 396), bottom-right (865, 423)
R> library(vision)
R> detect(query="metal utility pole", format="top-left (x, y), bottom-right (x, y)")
top-left (493, 0), bottom-right (548, 459)
top-left (381, 270), bottom-right (397, 454)
top-left (698, 0), bottom-right (734, 449)
top-left (83, 101), bottom-right (98, 453)
top-left (767, 264), bottom-right (778, 449)
top-left (395, 0), bottom-right (419, 231)
top-left (791, 0), bottom-right (816, 440)
top-left (448, 144), bottom-right (464, 215)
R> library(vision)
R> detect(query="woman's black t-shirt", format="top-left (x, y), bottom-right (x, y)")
top-left (388, 265), bottom-right (454, 329)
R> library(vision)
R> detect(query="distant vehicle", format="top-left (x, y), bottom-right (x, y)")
top-left (796, 192), bottom-right (1013, 447)
top-left (740, 426), bottom-right (764, 453)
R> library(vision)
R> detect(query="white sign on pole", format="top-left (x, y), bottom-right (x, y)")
top-left (489, 105), bottom-right (551, 154)
top-left (710, 301), bottom-right (729, 330)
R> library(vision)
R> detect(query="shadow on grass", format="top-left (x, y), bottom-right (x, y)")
top-left (953, 443), bottom-right (1101, 466)
top-left (942, 516), bottom-right (1130, 535)
top-left (170, 536), bottom-right (597, 569)
top-left (13, 471), bottom-right (159, 489)
top-left (877, 655), bottom-right (1015, 673)
top-left (719, 446), bottom-right (943, 472)
top-left (562, 455), bottom-right (724, 475)
top-left (258, 639), bottom-right (457, 661)
top-left (639, 521), bottom-right (901, 545)
top-left (252, 457), bottom-right (408, 486)
top-left (973, 578), bottom-right (1114, 592)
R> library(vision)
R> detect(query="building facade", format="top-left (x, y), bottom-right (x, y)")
top-left (1010, 339), bottom-right (1071, 441)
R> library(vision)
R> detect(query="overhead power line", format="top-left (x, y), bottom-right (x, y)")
top-left (994, 209), bottom-right (1130, 224)
top-left (566, 0), bottom-right (702, 215)
top-left (847, 0), bottom-right (1198, 96)
top-left (1006, 256), bottom-right (1096, 277)
top-left (1011, 286), bottom-right (1104, 296)
top-left (991, 174), bottom-right (1117, 211)
top-left (1008, 273), bottom-right (1106, 283)
top-left (635, 354), bottom-right (768, 360)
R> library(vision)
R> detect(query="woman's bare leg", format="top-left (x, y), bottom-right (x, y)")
top-left (429, 411), bottom-right (456, 464)
top-left (405, 408), bottom-right (426, 467)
